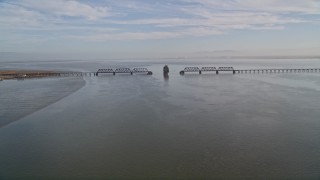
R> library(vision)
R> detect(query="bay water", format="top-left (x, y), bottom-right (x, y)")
top-left (1, 59), bottom-right (320, 179)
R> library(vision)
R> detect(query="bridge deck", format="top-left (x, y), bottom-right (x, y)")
top-left (180, 67), bottom-right (320, 75)
top-left (95, 68), bottom-right (152, 76)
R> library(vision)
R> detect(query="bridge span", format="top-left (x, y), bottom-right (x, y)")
top-left (96, 68), bottom-right (152, 76)
top-left (54, 67), bottom-right (153, 77)
top-left (179, 67), bottom-right (320, 75)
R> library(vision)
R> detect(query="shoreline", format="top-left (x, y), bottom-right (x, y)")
top-left (0, 70), bottom-right (61, 80)
top-left (0, 73), bottom-right (86, 128)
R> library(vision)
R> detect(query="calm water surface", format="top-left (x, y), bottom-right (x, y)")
top-left (1, 59), bottom-right (320, 179)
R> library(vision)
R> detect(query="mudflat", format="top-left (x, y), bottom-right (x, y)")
top-left (0, 70), bottom-right (59, 79)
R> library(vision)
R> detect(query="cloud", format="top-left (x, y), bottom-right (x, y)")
top-left (0, 3), bottom-right (43, 27)
top-left (18, 0), bottom-right (110, 20)
top-left (72, 27), bottom-right (223, 41)
top-left (191, 0), bottom-right (320, 14)
top-left (0, 0), bottom-right (318, 42)
top-left (110, 12), bottom-right (301, 28)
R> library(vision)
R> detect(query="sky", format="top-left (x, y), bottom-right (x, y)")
top-left (0, 0), bottom-right (320, 59)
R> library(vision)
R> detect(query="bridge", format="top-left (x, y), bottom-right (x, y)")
top-left (2, 66), bottom-right (319, 80)
top-left (0, 67), bottom-right (153, 80)
top-left (180, 67), bottom-right (320, 75)
top-left (180, 67), bottom-right (236, 75)
top-left (96, 68), bottom-right (152, 76)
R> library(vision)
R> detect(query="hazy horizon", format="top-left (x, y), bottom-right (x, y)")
top-left (1, 52), bottom-right (320, 62)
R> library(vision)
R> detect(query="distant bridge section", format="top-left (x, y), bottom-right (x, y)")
top-left (180, 66), bottom-right (236, 75)
top-left (96, 69), bottom-right (114, 76)
top-left (179, 67), bottom-right (201, 75)
top-left (218, 67), bottom-right (234, 71)
top-left (115, 68), bottom-right (132, 75)
top-left (96, 68), bottom-right (152, 76)
top-left (132, 68), bottom-right (153, 75)
top-left (201, 67), bottom-right (217, 72)
top-left (180, 67), bottom-right (320, 75)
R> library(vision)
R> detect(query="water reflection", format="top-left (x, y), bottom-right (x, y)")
top-left (163, 73), bottom-right (169, 81)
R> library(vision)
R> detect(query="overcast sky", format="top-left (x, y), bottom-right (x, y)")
top-left (1, 0), bottom-right (320, 59)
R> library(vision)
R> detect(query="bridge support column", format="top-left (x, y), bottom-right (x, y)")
top-left (199, 71), bottom-right (202, 74)
top-left (233, 70), bottom-right (235, 74)
top-left (216, 71), bottom-right (219, 75)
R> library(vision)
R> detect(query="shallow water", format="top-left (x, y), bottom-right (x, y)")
top-left (0, 77), bottom-right (85, 127)
top-left (1, 59), bottom-right (320, 179)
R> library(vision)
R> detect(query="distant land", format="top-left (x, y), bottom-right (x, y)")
top-left (0, 51), bottom-right (319, 62)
